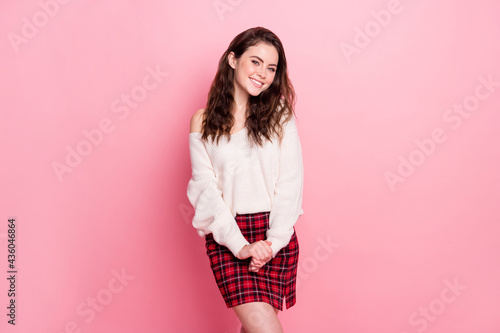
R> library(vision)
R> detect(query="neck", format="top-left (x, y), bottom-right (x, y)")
top-left (232, 83), bottom-right (249, 115)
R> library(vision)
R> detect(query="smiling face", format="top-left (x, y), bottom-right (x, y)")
top-left (228, 42), bottom-right (279, 99)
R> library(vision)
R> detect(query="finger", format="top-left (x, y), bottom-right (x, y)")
top-left (250, 259), bottom-right (262, 267)
top-left (259, 245), bottom-right (269, 258)
top-left (250, 258), bottom-right (263, 268)
top-left (260, 243), bottom-right (272, 258)
top-left (252, 260), bottom-right (265, 269)
top-left (250, 262), bottom-right (262, 270)
top-left (258, 241), bottom-right (269, 249)
top-left (251, 257), bottom-right (264, 265)
top-left (249, 246), bottom-right (262, 259)
top-left (261, 243), bottom-right (272, 256)
top-left (249, 263), bottom-right (260, 272)
top-left (255, 247), bottom-right (266, 260)
top-left (258, 257), bottom-right (270, 266)
top-left (255, 259), bottom-right (267, 267)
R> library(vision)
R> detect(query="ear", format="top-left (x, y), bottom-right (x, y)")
top-left (227, 51), bottom-right (237, 69)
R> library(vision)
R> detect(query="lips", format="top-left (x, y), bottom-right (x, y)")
top-left (250, 77), bottom-right (263, 88)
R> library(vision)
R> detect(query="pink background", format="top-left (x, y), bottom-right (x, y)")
top-left (1, 1), bottom-right (500, 332)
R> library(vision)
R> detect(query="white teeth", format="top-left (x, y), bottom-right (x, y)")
top-left (250, 78), bottom-right (263, 86)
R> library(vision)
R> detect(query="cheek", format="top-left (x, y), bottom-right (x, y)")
top-left (244, 63), bottom-right (256, 75)
top-left (240, 70), bottom-right (250, 83)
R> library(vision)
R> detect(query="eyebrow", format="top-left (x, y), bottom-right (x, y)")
top-left (250, 56), bottom-right (277, 67)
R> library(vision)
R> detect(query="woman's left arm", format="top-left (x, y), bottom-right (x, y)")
top-left (266, 115), bottom-right (304, 258)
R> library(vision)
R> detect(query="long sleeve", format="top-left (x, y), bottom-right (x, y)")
top-left (266, 116), bottom-right (304, 258)
top-left (187, 133), bottom-right (250, 258)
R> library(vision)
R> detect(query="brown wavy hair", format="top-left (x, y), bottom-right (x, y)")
top-left (200, 26), bottom-right (297, 147)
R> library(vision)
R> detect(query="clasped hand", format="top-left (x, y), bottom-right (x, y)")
top-left (236, 240), bottom-right (273, 273)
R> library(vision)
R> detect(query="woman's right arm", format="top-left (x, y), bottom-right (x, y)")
top-left (189, 108), bottom-right (204, 133)
top-left (187, 109), bottom-right (251, 258)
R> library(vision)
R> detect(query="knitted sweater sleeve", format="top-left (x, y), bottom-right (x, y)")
top-left (266, 116), bottom-right (304, 258)
top-left (186, 133), bottom-right (250, 258)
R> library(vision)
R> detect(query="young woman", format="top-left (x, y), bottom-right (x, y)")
top-left (187, 26), bottom-right (304, 333)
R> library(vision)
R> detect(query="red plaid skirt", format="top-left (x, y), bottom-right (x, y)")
top-left (205, 211), bottom-right (299, 311)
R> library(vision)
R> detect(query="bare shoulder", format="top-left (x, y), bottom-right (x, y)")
top-left (190, 108), bottom-right (205, 133)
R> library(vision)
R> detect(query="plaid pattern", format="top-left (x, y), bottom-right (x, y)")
top-left (205, 211), bottom-right (299, 311)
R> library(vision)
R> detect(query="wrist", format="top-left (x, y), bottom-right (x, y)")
top-left (236, 244), bottom-right (248, 259)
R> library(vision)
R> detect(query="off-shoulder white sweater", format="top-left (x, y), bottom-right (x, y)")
top-left (186, 115), bottom-right (304, 258)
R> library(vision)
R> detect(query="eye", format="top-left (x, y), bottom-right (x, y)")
top-left (269, 68), bottom-right (276, 73)
top-left (252, 60), bottom-right (259, 65)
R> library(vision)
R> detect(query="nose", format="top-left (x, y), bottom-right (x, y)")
top-left (257, 66), bottom-right (266, 79)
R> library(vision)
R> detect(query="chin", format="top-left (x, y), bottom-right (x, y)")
top-left (248, 86), bottom-right (267, 97)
